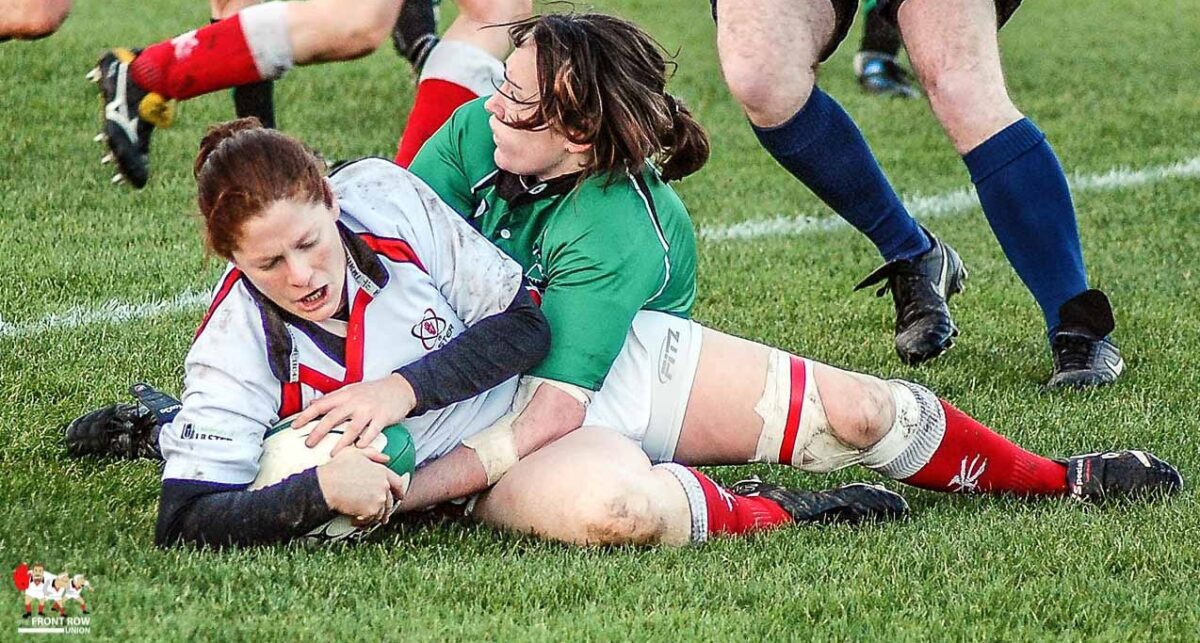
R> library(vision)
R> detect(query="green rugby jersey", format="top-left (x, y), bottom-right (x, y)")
top-left (410, 98), bottom-right (697, 390)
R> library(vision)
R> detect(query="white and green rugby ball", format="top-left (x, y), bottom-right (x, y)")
top-left (250, 415), bottom-right (416, 543)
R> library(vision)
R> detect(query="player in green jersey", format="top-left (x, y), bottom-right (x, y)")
top-left (373, 14), bottom-right (1177, 543)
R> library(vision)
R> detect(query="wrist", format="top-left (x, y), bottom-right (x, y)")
top-left (390, 372), bottom-right (417, 416)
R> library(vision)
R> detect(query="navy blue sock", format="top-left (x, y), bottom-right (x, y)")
top-left (964, 118), bottom-right (1088, 333)
top-left (752, 88), bottom-right (929, 262)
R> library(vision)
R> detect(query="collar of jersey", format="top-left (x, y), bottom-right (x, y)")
top-left (494, 170), bottom-right (581, 206)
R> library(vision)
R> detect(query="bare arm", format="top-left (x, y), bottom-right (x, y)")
top-left (398, 385), bottom-right (586, 511)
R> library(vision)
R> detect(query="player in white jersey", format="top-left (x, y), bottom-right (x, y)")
top-left (63, 575), bottom-right (91, 615)
top-left (44, 574), bottom-right (68, 617)
top-left (133, 118), bottom-right (551, 546)
top-left (22, 564), bottom-right (48, 619)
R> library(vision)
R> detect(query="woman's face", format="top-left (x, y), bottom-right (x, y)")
top-left (231, 192), bottom-right (346, 322)
top-left (485, 44), bottom-right (590, 180)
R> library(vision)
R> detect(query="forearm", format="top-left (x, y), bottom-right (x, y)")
top-left (398, 287), bottom-right (549, 416)
top-left (155, 468), bottom-right (336, 548)
top-left (399, 385), bottom-right (585, 510)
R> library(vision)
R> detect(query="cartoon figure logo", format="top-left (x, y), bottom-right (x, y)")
top-left (14, 562), bottom-right (93, 632)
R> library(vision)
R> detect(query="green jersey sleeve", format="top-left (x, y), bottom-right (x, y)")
top-left (408, 98), bottom-right (496, 218)
top-left (531, 192), bottom-right (671, 390)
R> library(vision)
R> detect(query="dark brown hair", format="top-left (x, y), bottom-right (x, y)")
top-left (194, 118), bottom-right (332, 259)
top-left (504, 13), bottom-right (710, 182)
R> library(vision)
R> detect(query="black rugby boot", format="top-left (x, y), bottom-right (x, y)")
top-left (87, 48), bottom-right (174, 188)
top-left (392, 0), bottom-right (439, 73)
top-left (1046, 289), bottom-right (1124, 389)
top-left (1064, 451), bottom-right (1182, 502)
top-left (728, 479), bottom-right (909, 525)
top-left (856, 230), bottom-right (967, 366)
top-left (64, 383), bottom-right (178, 460)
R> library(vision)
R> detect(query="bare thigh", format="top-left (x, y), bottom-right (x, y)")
top-left (473, 427), bottom-right (691, 546)
top-left (716, 0), bottom-right (834, 125)
top-left (899, 0), bottom-right (1022, 152)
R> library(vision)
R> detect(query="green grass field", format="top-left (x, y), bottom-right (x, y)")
top-left (2, 0), bottom-right (1198, 639)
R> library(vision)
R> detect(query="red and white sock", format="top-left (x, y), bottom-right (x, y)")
top-left (863, 382), bottom-right (1068, 496)
top-left (654, 463), bottom-right (792, 543)
top-left (131, 3), bottom-right (292, 101)
top-left (394, 40), bottom-right (504, 167)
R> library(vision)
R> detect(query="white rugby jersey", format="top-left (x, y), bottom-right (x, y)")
top-left (161, 158), bottom-right (523, 486)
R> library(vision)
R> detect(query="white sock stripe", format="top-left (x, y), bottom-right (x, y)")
top-left (652, 463), bottom-right (707, 544)
top-left (1, 157), bottom-right (1196, 339)
top-left (419, 40), bottom-right (504, 97)
top-left (240, 2), bottom-right (294, 80)
top-left (867, 382), bottom-right (946, 480)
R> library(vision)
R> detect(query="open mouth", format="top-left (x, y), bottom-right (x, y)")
top-left (296, 285), bottom-right (328, 312)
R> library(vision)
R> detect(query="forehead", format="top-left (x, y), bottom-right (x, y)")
top-left (237, 200), bottom-right (324, 252)
top-left (505, 44), bottom-right (538, 84)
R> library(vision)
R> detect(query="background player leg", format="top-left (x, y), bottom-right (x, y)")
top-left (211, 0), bottom-right (277, 128)
top-left (715, 0), bottom-right (959, 365)
top-left (0, 0), bottom-right (71, 40)
top-left (393, 0), bottom-right (531, 166)
top-left (854, 0), bottom-right (919, 98)
top-left (899, 0), bottom-right (1122, 388)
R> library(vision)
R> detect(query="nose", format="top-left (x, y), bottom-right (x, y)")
top-left (483, 92), bottom-right (503, 119)
top-left (285, 256), bottom-right (314, 287)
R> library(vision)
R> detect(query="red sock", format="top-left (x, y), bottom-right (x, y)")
top-left (683, 466), bottom-right (793, 538)
top-left (902, 399), bottom-right (1068, 496)
top-left (394, 79), bottom-right (479, 167)
top-left (131, 17), bottom-right (264, 100)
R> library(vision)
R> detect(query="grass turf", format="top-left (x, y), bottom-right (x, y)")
top-left (1, 0), bottom-right (1198, 640)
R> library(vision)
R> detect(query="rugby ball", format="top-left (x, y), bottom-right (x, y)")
top-left (250, 416), bottom-right (417, 543)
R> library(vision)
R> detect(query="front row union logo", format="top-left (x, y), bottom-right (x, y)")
top-left (13, 563), bottom-right (93, 635)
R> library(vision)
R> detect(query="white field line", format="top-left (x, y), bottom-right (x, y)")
top-left (698, 155), bottom-right (1200, 242)
top-left (1, 157), bottom-right (1197, 341)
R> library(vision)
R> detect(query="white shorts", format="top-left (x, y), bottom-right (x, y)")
top-left (25, 585), bottom-right (44, 600)
top-left (586, 310), bottom-right (704, 463)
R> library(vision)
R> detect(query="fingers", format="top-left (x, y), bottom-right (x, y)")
top-left (291, 395), bottom-right (334, 429)
top-left (330, 413), bottom-right (370, 457)
top-left (305, 405), bottom-right (353, 448)
top-left (386, 469), bottom-right (407, 500)
top-left (358, 448), bottom-right (392, 465)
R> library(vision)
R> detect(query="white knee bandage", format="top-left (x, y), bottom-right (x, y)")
top-left (860, 381), bottom-right (946, 479)
top-left (752, 350), bottom-right (857, 472)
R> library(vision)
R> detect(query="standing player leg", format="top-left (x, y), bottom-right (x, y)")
top-left (89, 0), bottom-right (403, 188)
top-left (211, 0), bottom-right (277, 128)
top-left (896, 0), bottom-right (1123, 388)
top-left (854, 0), bottom-right (919, 98)
top-left (714, 0), bottom-right (963, 366)
top-left (393, 0), bottom-right (531, 167)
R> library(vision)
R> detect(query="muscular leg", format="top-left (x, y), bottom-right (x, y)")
top-left (209, 0), bottom-right (277, 128)
top-left (0, 0), bottom-right (71, 40)
top-left (900, 0), bottom-right (1091, 334)
top-left (717, 0), bottom-right (929, 263)
top-left (473, 427), bottom-right (693, 546)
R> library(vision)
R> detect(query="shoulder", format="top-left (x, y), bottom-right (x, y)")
top-left (547, 172), bottom-right (671, 252)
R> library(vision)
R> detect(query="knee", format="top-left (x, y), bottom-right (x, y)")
top-left (457, 0), bottom-right (532, 23)
top-left (11, 0), bottom-right (70, 39)
top-left (577, 483), bottom-right (661, 546)
top-left (822, 376), bottom-right (894, 450)
top-left (720, 57), bottom-right (815, 127)
top-left (921, 66), bottom-right (1015, 132)
top-left (331, 0), bottom-right (398, 57)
